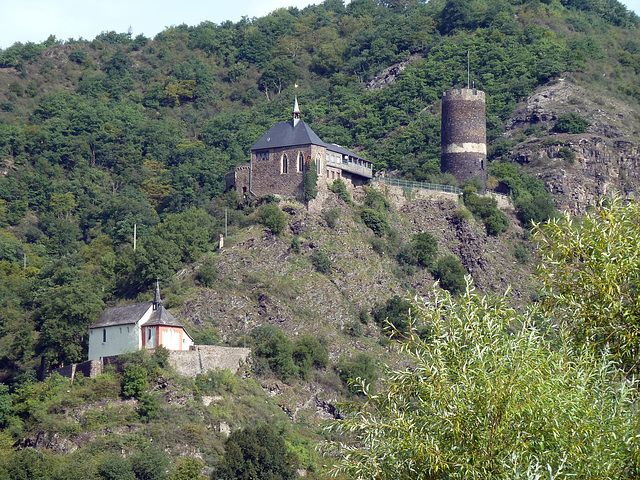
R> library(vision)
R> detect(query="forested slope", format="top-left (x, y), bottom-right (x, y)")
top-left (0, 0), bottom-right (638, 395)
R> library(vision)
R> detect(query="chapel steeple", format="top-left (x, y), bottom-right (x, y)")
top-left (292, 96), bottom-right (301, 127)
top-left (153, 280), bottom-right (163, 311)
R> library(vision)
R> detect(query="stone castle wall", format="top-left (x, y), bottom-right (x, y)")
top-left (48, 346), bottom-right (251, 380)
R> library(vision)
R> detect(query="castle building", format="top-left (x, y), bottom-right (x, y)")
top-left (87, 282), bottom-right (193, 361)
top-left (441, 88), bottom-right (487, 189)
top-left (226, 97), bottom-right (373, 197)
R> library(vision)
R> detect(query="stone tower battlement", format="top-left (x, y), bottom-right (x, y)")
top-left (441, 88), bottom-right (487, 189)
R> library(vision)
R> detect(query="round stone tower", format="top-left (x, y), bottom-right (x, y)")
top-left (441, 88), bottom-right (487, 189)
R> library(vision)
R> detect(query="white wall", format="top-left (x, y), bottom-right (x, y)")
top-left (88, 322), bottom-right (142, 360)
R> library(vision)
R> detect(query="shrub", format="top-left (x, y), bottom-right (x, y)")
top-left (303, 161), bottom-right (318, 202)
top-left (515, 194), bottom-right (557, 226)
top-left (213, 425), bottom-right (298, 480)
top-left (557, 145), bottom-right (575, 163)
top-left (195, 368), bottom-right (238, 395)
top-left (258, 204), bottom-right (287, 235)
top-left (251, 325), bottom-right (298, 381)
top-left (130, 445), bottom-right (170, 480)
top-left (328, 178), bottom-right (351, 204)
top-left (363, 187), bottom-right (390, 211)
top-left (553, 112), bottom-right (590, 134)
top-left (97, 455), bottom-right (136, 480)
top-left (293, 336), bottom-right (329, 379)
top-left (361, 208), bottom-right (389, 236)
top-left (374, 295), bottom-right (412, 335)
top-left (411, 232), bottom-right (438, 268)
top-left (337, 353), bottom-right (377, 395)
top-left (291, 236), bottom-right (301, 253)
top-left (195, 257), bottom-right (217, 287)
top-left (431, 255), bottom-right (467, 295)
top-left (137, 393), bottom-right (159, 422)
top-left (311, 250), bottom-right (332, 274)
top-left (463, 191), bottom-right (509, 236)
top-left (122, 364), bottom-right (148, 399)
top-left (514, 242), bottom-right (530, 264)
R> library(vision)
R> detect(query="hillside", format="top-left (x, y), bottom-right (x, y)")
top-left (1, 0), bottom-right (640, 477)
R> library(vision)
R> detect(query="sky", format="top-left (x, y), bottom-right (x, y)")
top-left (1, 0), bottom-right (639, 50)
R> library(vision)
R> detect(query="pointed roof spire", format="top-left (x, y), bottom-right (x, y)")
top-left (153, 279), bottom-right (163, 310)
top-left (292, 94), bottom-right (301, 127)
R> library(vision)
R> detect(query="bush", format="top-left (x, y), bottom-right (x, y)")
top-left (361, 208), bottom-right (389, 236)
top-left (251, 325), bottom-right (298, 381)
top-left (213, 425), bottom-right (298, 480)
top-left (557, 145), bottom-right (575, 163)
top-left (303, 161), bottom-right (318, 202)
top-left (310, 250), bottom-right (332, 274)
top-left (431, 255), bottom-right (467, 295)
top-left (137, 393), bottom-right (159, 422)
top-left (291, 236), bottom-right (301, 253)
top-left (258, 204), bottom-right (287, 235)
top-left (195, 257), bottom-right (217, 287)
top-left (374, 295), bottom-right (412, 335)
top-left (463, 191), bottom-right (509, 236)
top-left (337, 353), bottom-right (377, 395)
top-left (514, 242), bottom-right (530, 264)
top-left (328, 178), bottom-right (351, 204)
top-left (293, 335), bottom-right (329, 379)
top-left (553, 112), bottom-right (590, 134)
top-left (122, 364), bottom-right (148, 399)
top-left (97, 455), bottom-right (136, 480)
top-left (515, 194), bottom-right (557, 226)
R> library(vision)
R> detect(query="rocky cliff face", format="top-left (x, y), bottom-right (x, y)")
top-left (503, 77), bottom-right (640, 214)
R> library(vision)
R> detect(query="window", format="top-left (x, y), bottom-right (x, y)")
top-left (298, 152), bottom-right (304, 172)
top-left (103, 329), bottom-right (107, 343)
top-left (281, 154), bottom-right (288, 174)
top-left (316, 154), bottom-right (321, 174)
top-left (148, 328), bottom-right (152, 340)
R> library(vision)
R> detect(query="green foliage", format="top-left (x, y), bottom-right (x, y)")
top-left (196, 368), bottom-right (238, 395)
top-left (250, 325), bottom-right (298, 381)
top-left (213, 424), bottom-right (298, 480)
top-left (122, 364), bottom-right (148, 399)
top-left (303, 160), bottom-right (318, 202)
top-left (431, 255), bottom-right (467, 295)
top-left (553, 112), bottom-right (590, 134)
top-left (325, 280), bottom-right (639, 479)
top-left (515, 194), bottom-right (558, 226)
top-left (290, 236), bottom-right (301, 254)
top-left (534, 195), bottom-right (640, 373)
top-left (196, 257), bottom-right (218, 287)
top-left (138, 392), bottom-right (159, 421)
top-left (463, 189), bottom-right (509, 236)
top-left (557, 145), bottom-right (575, 162)
top-left (97, 455), bottom-right (136, 480)
top-left (360, 208), bottom-right (389, 237)
top-left (328, 178), bottom-right (351, 204)
top-left (310, 250), bottom-right (332, 274)
top-left (130, 445), bottom-right (170, 480)
top-left (337, 353), bottom-right (377, 396)
top-left (257, 204), bottom-right (287, 235)
top-left (397, 232), bottom-right (438, 268)
top-left (374, 295), bottom-right (412, 336)
top-left (170, 457), bottom-right (205, 480)
top-left (292, 335), bottom-right (329, 380)
top-left (514, 241), bottom-right (530, 264)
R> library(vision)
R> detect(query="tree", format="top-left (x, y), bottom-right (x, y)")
top-left (303, 160), bottom-right (318, 202)
top-left (258, 203), bottom-right (287, 235)
top-left (213, 424), bottom-right (297, 480)
top-left (553, 112), bottom-right (590, 134)
top-left (325, 280), bottom-right (639, 479)
top-left (533, 195), bottom-right (640, 373)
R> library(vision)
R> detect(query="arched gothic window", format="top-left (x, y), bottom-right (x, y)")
top-left (298, 152), bottom-right (304, 172)
top-left (281, 154), bottom-right (288, 174)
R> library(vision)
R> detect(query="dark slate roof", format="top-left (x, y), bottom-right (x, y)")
top-left (251, 120), bottom-right (324, 151)
top-left (144, 306), bottom-right (184, 328)
top-left (91, 302), bottom-right (153, 328)
top-left (251, 119), bottom-right (369, 163)
top-left (90, 303), bottom-right (185, 329)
